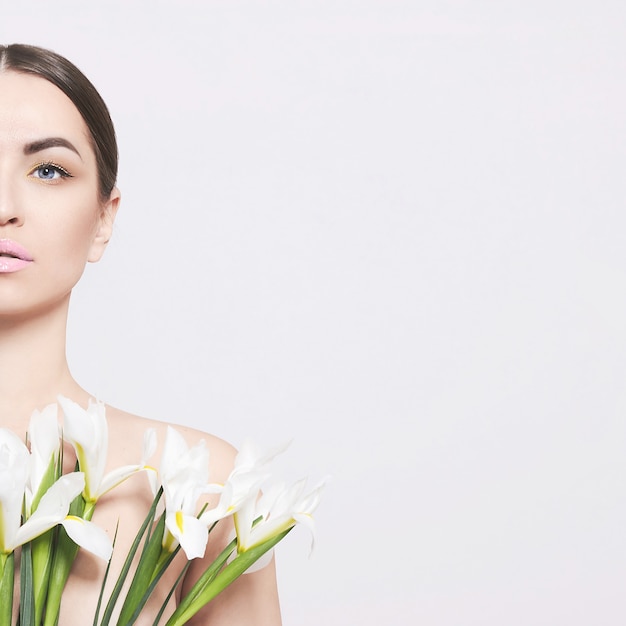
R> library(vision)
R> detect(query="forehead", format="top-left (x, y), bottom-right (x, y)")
top-left (0, 70), bottom-right (91, 149)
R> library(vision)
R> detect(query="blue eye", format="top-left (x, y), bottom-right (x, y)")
top-left (30, 162), bottom-right (72, 180)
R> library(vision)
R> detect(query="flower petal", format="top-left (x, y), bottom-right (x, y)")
top-left (59, 396), bottom-right (108, 500)
top-left (28, 404), bottom-right (60, 494)
top-left (233, 439), bottom-right (291, 475)
top-left (235, 476), bottom-right (328, 555)
top-left (97, 464), bottom-right (144, 498)
top-left (165, 512), bottom-right (208, 560)
top-left (13, 473), bottom-right (84, 548)
top-left (0, 429), bottom-right (30, 551)
top-left (62, 516), bottom-right (113, 561)
top-left (292, 512), bottom-right (317, 555)
top-left (160, 427), bottom-right (191, 479)
top-left (143, 428), bottom-right (157, 465)
top-left (233, 495), bottom-right (258, 551)
top-left (242, 549), bottom-right (275, 574)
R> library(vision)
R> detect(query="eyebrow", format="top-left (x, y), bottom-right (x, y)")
top-left (23, 137), bottom-right (82, 160)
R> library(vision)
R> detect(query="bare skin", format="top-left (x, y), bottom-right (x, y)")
top-left (0, 70), bottom-right (281, 625)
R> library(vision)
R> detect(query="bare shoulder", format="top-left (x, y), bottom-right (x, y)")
top-left (93, 403), bottom-right (282, 626)
top-left (103, 403), bottom-right (237, 482)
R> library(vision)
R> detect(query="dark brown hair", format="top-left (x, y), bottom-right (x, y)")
top-left (0, 43), bottom-right (118, 201)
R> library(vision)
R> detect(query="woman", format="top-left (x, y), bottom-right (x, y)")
top-left (0, 44), bottom-right (282, 625)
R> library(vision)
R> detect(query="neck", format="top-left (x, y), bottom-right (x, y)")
top-left (0, 298), bottom-right (87, 431)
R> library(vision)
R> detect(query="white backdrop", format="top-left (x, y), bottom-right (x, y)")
top-left (3, 2), bottom-right (626, 624)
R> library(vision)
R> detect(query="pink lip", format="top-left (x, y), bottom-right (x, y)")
top-left (0, 239), bottom-right (33, 273)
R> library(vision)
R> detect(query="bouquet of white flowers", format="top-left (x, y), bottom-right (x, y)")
top-left (0, 396), bottom-right (325, 625)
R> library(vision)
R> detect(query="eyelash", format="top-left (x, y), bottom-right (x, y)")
top-left (29, 161), bottom-right (73, 180)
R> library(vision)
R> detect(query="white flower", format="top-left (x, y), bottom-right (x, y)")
top-left (199, 471), bottom-right (264, 528)
top-left (0, 429), bottom-right (31, 554)
top-left (234, 477), bottom-right (327, 573)
top-left (25, 403), bottom-right (60, 515)
top-left (230, 439), bottom-right (291, 477)
top-left (0, 427), bottom-right (111, 559)
top-left (157, 427), bottom-right (211, 559)
top-left (199, 439), bottom-right (290, 528)
top-left (58, 396), bottom-right (150, 503)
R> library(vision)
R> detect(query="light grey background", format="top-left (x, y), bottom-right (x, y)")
top-left (3, 2), bottom-right (626, 624)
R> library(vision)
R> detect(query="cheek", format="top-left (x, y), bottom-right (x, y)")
top-left (24, 175), bottom-right (104, 285)
top-left (39, 203), bottom-right (102, 282)
top-left (51, 206), bottom-right (98, 249)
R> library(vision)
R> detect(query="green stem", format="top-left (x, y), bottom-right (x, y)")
top-left (166, 529), bottom-right (291, 626)
top-left (98, 488), bottom-right (163, 626)
top-left (0, 552), bottom-right (15, 626)
top-left (151, 561), bottom-right (191, 626)
top-left (116, 514), bottom-right (166, 624)
top-left (20, 540), bottom-right (35, 626)
top-left (31, 528), bottom-right (56, 626)
top-left (124, 547), bottom-right (179, 626)
top-left (42, 526), bottom-right (80, 626)
top-left (42, 495), bottom-right (88, 626)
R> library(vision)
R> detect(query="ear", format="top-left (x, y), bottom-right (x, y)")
top-left (88, 187), bottom-right (121, 263)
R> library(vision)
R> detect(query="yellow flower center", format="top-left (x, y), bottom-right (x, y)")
top-left (176, 510), bottom-right (184, 533)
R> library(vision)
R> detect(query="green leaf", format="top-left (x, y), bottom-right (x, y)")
top-left (42, 494), bottom-right (86, 626)
top-left (31, 456), bottom-right (60, 513)
top-left (0, 552), bottom-right (15, 625)
top-left (172, 536), bottom-right (236, 615)
top-left (93, 523), bottom-right (119, 626)
top-left (31, 527), bottom-right (57, 625)
top-left (165, 528), bottom-right (291, 626)
top-left (98, 487), bottom-right (162, 626)
top-left (124, 545), bottom-right (180, 626)
top-left (116, 513), bottom-right (167, 625)
top-left (42, 525), bottom-right (80, 626)
top-left (19, 541), bottom-right (35, 626)
top-left (151, 561), bottom-right (191, 626)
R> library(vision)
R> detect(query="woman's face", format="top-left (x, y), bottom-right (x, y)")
top-left (0, 71), bottom-right (119, 317)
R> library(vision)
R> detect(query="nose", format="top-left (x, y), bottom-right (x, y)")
top-left (0, 179), bottom-right (24, 227)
